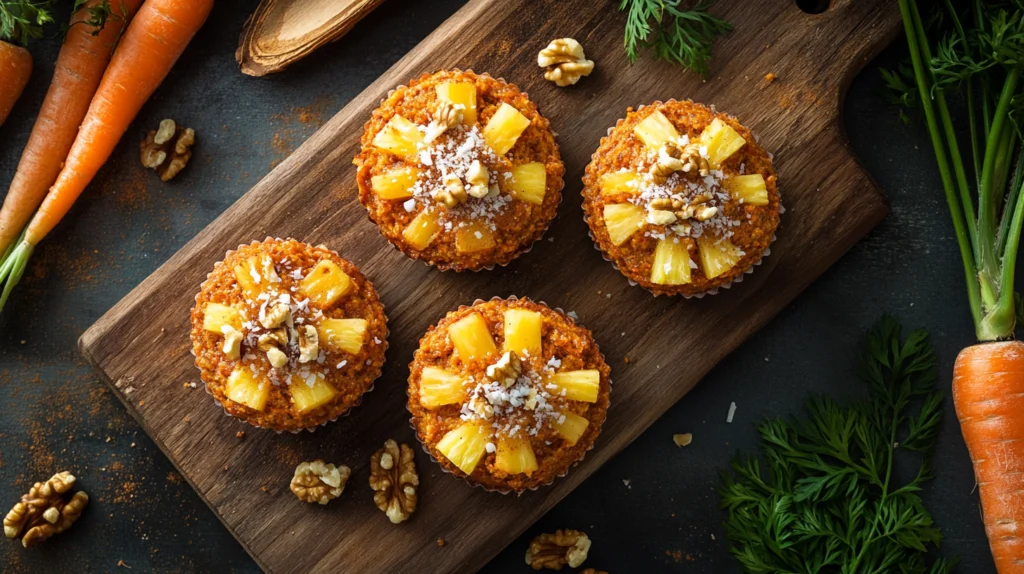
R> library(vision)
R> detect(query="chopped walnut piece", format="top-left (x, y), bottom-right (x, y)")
top-left (139, 119), bottom-right (195, 181)
top-left (297, 325), bottom-right (318, 364)
top-left (647, 209), bottom-right (677, 226)
top-left (369, 440), bottom-right (419, 524)
top-left (465, 159), bottom-right (490, 199)
top-left (4, 471), bottom-right (89, 548)
top-left (432, 173), bottom-right (469, 208)
top-left (290, 460), bottom-right (351, 505)
top-left (266, 347), bottom-right (288, 369)
top-left (679, 142), bottom-right (710, 177)
top-left (257, 327), bottom-right (288, 352)
top-left (486, 350), bottom-right (522, 387)
top-left (424, 100), bottom-right (465, 143)
top-left (260, 301), bottom-right (290, 329)
top-left (525, 529), bottom-right (592, 570)
top-left (221, 326), bottom-right (243, 359)
top-left (467, 394), bottom-right (494, 419)
top-left (538, 38), bottom-right (595, 87)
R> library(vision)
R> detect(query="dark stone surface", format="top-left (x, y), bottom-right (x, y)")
top-left (0, 1), bottom-right (996, 572)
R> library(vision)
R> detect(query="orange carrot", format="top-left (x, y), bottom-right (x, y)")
top-left (0, 0), bottom-right (213, 309)
top-left (0, 0), bottom-right (142, 255)
top-left (0, 40), bottom-right (32, 128)
top-left (954, 341), bottom-right (1024, 573)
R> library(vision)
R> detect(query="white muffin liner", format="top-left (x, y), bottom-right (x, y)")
top-left (190, 237), bottom-right (389, 434)
top-left (406, 295), bottom-right (612, 495)
top-left (581, 99), bottom-right (784, 298)
top-left (359, 69), bottom-right (565, 273)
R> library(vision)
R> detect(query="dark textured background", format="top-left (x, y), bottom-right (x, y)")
top-left (0, 0), bottom-right (998, 572)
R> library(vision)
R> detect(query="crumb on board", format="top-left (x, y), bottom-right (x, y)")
top-left (760, 72), bottom-right (776, 89)
top-left (437, 537), bottom-right (446, 547)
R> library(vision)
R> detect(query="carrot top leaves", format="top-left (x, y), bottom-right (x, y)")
top-left (719, 317), bottom-right (954, 573)
top-left (619, 0), bottom-right (731, 77)
top-left (0, 0), bottom-right (53, 44)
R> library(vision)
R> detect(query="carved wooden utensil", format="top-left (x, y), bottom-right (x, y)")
top-left (236, 0), bottom-right (386, 76)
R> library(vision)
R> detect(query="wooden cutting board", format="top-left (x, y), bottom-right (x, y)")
top-left (80, 0), bottom-right (899, 572)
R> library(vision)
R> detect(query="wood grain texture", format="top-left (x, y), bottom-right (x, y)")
top-left (236, 0), bottom-right (386, 76)
top-left (81, 0), bottom-right (899, 572)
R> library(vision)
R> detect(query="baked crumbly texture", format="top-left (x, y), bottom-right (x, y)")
top-left (355, 70), bottom-right (564, 271)
top-left (408, 298), bottom-right (611, 492)
top-left (581, 100), bottom-right (780, 296)
top-left (190, 238), bottom-right (388, 431)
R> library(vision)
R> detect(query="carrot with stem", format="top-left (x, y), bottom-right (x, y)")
top-left (0, 0), bottom-right (213, 309)
top-left (893, 0), bottom-right (1024, 571)
top-left (0, 0), bottom-right (142, 256)
top-left (0, 0), bottom-right (53, 127)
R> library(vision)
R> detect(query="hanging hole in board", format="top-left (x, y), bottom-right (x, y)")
top-left (796, 0), bottom-right (830, 14)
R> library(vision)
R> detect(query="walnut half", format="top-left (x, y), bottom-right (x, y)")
top-left (290, 460), bottom-right (351, 505)
top-left (369, 439), bottom-right (419, 524)
top-left (538, 38), bottom-right (594, 87)
top-left (4, 471), bottom-right (89, 548)
top-left (525, 529), bottom-right (592, 570)
top-left (140, 119), bottom-right (195, 181)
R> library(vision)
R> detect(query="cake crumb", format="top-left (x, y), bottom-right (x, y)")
top-left (236, 431), bottom-right (245, 439)
top-left (117, 560), bottom-right (131, 569)
top-left (760, 72), bottom-right (776, 88)
top-left (437, 537), bottom-right (446, 547)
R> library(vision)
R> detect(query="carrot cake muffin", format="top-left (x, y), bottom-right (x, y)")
top-left (408, 297), bottom-right (610, 492)
top-left (355, 70), bottom-right (564, 271)
top-left (190, 238), bottom-right (387, 432)
top-left (582, 100), bottom-right (780, 296)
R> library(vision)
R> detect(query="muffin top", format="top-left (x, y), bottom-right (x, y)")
top-left (190, 238), bottom-right (387, 431)
top-left (355, 70), bottom-right (564, 271)
top-left (408, 298), bottom-right (610, 492)
top-left (582, 100), bottom-right (780, 296)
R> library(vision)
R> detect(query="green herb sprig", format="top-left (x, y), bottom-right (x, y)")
top-left (619, 0), bottom-right (731, 77)
top-left (0, 0), bottom-right (53, 44)
top-left (719, 317), bottom-right (955, 573)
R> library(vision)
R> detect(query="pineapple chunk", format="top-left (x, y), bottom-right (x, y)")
top-left (603, 203), bottom-right (646, 246)
top-left (448, 312), bottom-right (497, 362)
top-left (289, 372), bottom-right (338, 414)
top-left (317, 318), bottom-right (368, 355)
top-left (724, 174), bottom-right (769, 206)
top-left (372, 114), bottom-right (424, 162)
top-left (226, 367), bottom-right (270, 412)
top-left (633, 110), bottom-right (680, 149)
top-left (600, 171), bottom-right (640, 196)
top-left (507, 162), bottom-right (547, 205)
top-left (494, 437), bottom-right (538, 475)
top-left (419, 367), bottom-right (466, 408)
top-left (402, 210), bottom-right (441, 250)
top-left (436, 82), bottom-right (478, 125)
top-left (483, 103), bottom-right (530, 155)
top-left (371, 166), bottom-right (419, 200)
top-left (233, 255), bottom-right (278, 300)
top-left (436, 422), bottom-right (490, 475)
top-left (650, 238), bottom-right (692, 285)
top-left (699, 118), bottom-right (746, 167)
top-left (503, 309), bottom-right (542, 357)
top-left (455, 222), bottom-right (496, 253)
top-left (697, 235), bottom-right (743, 279)
top-left (553, 412), bottom-right (590, 446)
top-left (549, 370), bottom-right (601, 403)
top-left (202, 303), bottom-right (243, 333)
top-left (300, 260), bottom-right (354, 308)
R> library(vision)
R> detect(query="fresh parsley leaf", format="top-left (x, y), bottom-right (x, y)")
top-left (619, 0), bottom-right (731, 77)
top-left (719, 316), bottom-right (954, 572)
top-left (0, 0), bottom-right (53, 44)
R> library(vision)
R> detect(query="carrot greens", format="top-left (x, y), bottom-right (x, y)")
top-left (619, 0), bottom-right (731, 77)
top-left (0, 0), bottom-right (52, 43)
top-left (719, 317), bottom-right (954, 573)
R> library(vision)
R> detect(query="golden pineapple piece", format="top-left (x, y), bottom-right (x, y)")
top-left (419, 367), bottom-right (466, 408)
top-left (289, 372), bottom-right (338, 414)
top-left (372, 114), bottom-right (424, 162)
top-left (448, 312), bottom-right (497, 362)
top-left (226, 367), bottom-right (270, 412)
top-left (300, 260), bottom-right (354, 309)
top-left (603, 203), bottom-right (646, 246)
top-left (552, 412), bottom-right (590, 446)
top-left (633, 110), bottom-right (680, 149)
top-left (548, 370), bottom-right (601, 403)
top-left (697, 235), bottom-right (743, 279)
top-left (233, 254), bottom-right (278, 300)
top-left (455, 221), bottom-right (496, 253)
top-left (371, 166), bottom-right (419, 200)
top-left (503, 308), bottom-right (542, 357)
top-left (699, 118), bottom-right (746, 167)
top-left (202, 303), bottom-right (243, 333)
top-left (317, 318), bottom-right (368, 355)
top-left (436, 422), bottom-right (490, 475)
top-left (483, 102), bottom-right (531, 155)
top-left (436, 82), bottom-right (478, 125)
top-left (650, 237), bottom-right (692, 285)
top-left (402, 210), bottom-right (441, 250)
top-left (507, 162), bottom-right (547, 205)
top-left (494, 436), bottom-right (539, 475)
top-left (600, 171), bottom-right (641, 196)
top-left (724, 174), bottom-right (769, 206)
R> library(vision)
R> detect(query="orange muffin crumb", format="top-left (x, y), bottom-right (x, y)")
top-left (190, 238), bottom-right (387, 432)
